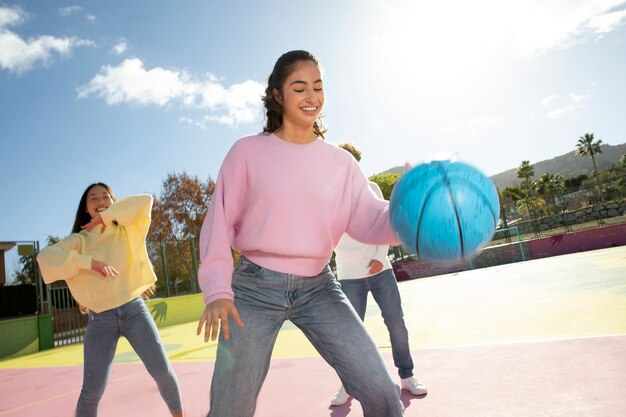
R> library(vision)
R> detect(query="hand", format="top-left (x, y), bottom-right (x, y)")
top-left (368, 259), bottom-right (384, 275)
top-left (197, 298), bottom-right (244, 342)
top-left (91, 260), bottom-right (119, 278)
top-left (82, 215), bottom-right (107, 233)
top-left (141, 284), bottom-right (156, 300)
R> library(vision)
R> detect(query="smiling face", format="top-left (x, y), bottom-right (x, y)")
top-left (85, 185), bottom-right (114, 219)
top-left (273, 60), bottom-right (324, 136)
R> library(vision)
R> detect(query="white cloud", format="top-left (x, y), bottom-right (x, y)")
top-left (111, 40), bottom-right (127, 55)
top-left (437, 127), bottom-right (457, 135)
top-left (543, 87), bottom-right (593, 119)
top-left (468, 116), bottom-right (500, 128)
top-left (78, 58), bottom-right (265, 126)
top-left (370, 0), bottom-right (626, 59)
top-left (547, 104), bottom-right (579, 119)
top-left (77, 59), bottom-right (194, 106)
top-left (437, 115), bottom-right (500, 135)
top-left (0, 6), bottom-right (95, 74)
top-left (502, 0), bottom-right (626, 58)
top-left (587, 8), bottom-right (626, 33)
top-left (541, 94), bottom-right (557, 106)
top-left (59, 5), bottom-right (96, 22)
top-left (179, 116), bottom-right (208, 129)
top-left (59, 6), bottom-right (82, 17)
top-left (0, 5), bottom-right (26, 27)
top-left (568, 92), bottom-right (590, 103)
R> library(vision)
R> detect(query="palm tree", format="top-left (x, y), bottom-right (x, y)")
top-left (516, 196), bottom-right (545, 217)
top-left (534, 173), bottom-right (566, 214)
top-left (575, 133), bottom-right (604, 202)
top-left (515, 161), bottom-right (541, 235)
top-left (517, 161), bottom-right (535, 211)
top-left (516, 160), bottom-right (534, 190)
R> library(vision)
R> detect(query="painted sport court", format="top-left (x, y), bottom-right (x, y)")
top-left (1, 246), bottom-right (625, 417)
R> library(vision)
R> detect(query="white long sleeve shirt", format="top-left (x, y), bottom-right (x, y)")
top-left (334, 182), bottom-right (393, 280)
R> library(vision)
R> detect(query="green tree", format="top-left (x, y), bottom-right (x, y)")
top-left (516, 160), bottom-right (535, 189)
top-left (338, 142), bottom-right (362, 161)
top-left (12, 236), bottom-right (59, 285)
top-left (12, 252), bottom-right (35, 285)
top-left (575, 133), bottom-right (604, 202)
top-left (499, 186), bottom-right (527, 222)
top-left (564, 174), bottom-right (588, 192)
top-left (369, 173), bottom-right (401, 200)
top-left (620, 154), bottom-right (626, 166)
top-left (516, 196), bottom-right (545, 217)
top-left (516, 160), bottom-right (540, 222)
top-left (147, 172), bottom-right (215, 295)
top-left (501, 186), bottom-right (527, 203)
top-left (533, 173), bottom-right (565, 214)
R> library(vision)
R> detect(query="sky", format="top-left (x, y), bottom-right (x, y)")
top-left (1, 0), bottom-right (626, 281)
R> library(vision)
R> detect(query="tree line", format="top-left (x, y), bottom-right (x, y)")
top-left (503, 133), bottom-right (626, 221)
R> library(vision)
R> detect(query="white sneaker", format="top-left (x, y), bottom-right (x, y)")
top-left (330, 385), bottom-right (352, 406)
top-left (401, 377), bottom-right (428, 396)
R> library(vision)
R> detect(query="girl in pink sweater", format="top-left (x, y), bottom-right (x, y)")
top-left (196, 50), bottom-right (405, 417)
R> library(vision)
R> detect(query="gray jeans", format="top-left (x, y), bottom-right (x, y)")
top-left (206, 256), bottom-right (404, 417)
top-left (77, 297), bottom-right (182, 417)
top-left (340, 269), bottom-right (415, 378)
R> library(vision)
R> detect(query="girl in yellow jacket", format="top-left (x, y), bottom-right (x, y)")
top-left (37, 182), bottom-right (184, 417)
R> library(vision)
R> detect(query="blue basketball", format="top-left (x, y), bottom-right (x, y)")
top-left (389, 160), bottom-right (500, 262)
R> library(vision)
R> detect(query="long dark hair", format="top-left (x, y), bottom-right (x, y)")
top-left (71, 183), bottom-right (116, 233)
top-left (262, 50), bottom-right (327, 139)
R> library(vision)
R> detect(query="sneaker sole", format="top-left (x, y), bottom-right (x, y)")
top-left (402, 387), bottom-right (428, 396)
top-left (330, 396), bottom-right (352, 406)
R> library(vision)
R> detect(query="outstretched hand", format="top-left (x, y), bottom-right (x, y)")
top-left (142, 284), bottom-right (156, 300)
top-left (91, 260), bottom-right (119, 278)
top-left (197, 298), bottom-right (244, 342)
top-left (82, 215), bottom-right (107, 233)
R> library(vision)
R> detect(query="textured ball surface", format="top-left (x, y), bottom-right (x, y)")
top-left (389, 160), bottom-right (500, 262)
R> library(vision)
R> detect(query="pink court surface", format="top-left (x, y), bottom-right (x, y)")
top-left (2, 246), bottom-right (626, 417)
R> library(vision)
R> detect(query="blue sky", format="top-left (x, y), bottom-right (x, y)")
top-left (1, 0), bottom-right (626, 280)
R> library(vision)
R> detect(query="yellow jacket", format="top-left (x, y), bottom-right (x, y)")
top-left (37, 194), bottom-right (156, 313)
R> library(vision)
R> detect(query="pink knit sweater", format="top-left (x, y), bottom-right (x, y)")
top-left (198, 133), bottom-right (399, 304)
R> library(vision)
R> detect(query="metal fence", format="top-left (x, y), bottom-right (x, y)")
top-left (46, 285), bottom-right (87, 346)
top-left (3, 186), bottom-right (625, 347)
top-left (149, 239), bottom-right (200, 299)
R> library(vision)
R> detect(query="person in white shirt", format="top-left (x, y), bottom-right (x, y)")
top-left (330, 143), bottom-right (427, 406)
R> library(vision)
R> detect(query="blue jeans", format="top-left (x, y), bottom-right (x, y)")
top-left (207, 257), bottom-right (404, 417)
top-left (76, 297), bottom-right (182, 417)
top-left (339, 269), bottom-right (415, 379)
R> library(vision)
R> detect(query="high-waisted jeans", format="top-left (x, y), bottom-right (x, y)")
top-left (76, 296), bottom-right (182, 417)
top-left (206, 256), bottom-right (404, 417)
top-left (339, 268), bottom-right (415, 379)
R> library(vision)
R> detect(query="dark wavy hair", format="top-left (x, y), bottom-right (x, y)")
top-left (262, 50), bottom-right (327, 139)
top-left (71, 183), bottom-right (116, 233)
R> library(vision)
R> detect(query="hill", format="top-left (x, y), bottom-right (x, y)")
top-left (380, 142), bottom-right (626, 189)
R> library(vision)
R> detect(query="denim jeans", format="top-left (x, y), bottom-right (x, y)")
top-left (207, 257), bottom-right (404, 417)
top-left (76, 297), bottom-right (182, 417)
top-left (339, 268), bottom-right (415, 379)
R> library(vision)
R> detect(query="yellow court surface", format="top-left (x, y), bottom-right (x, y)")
top-left (1, 246), bottom-right (625, 417)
